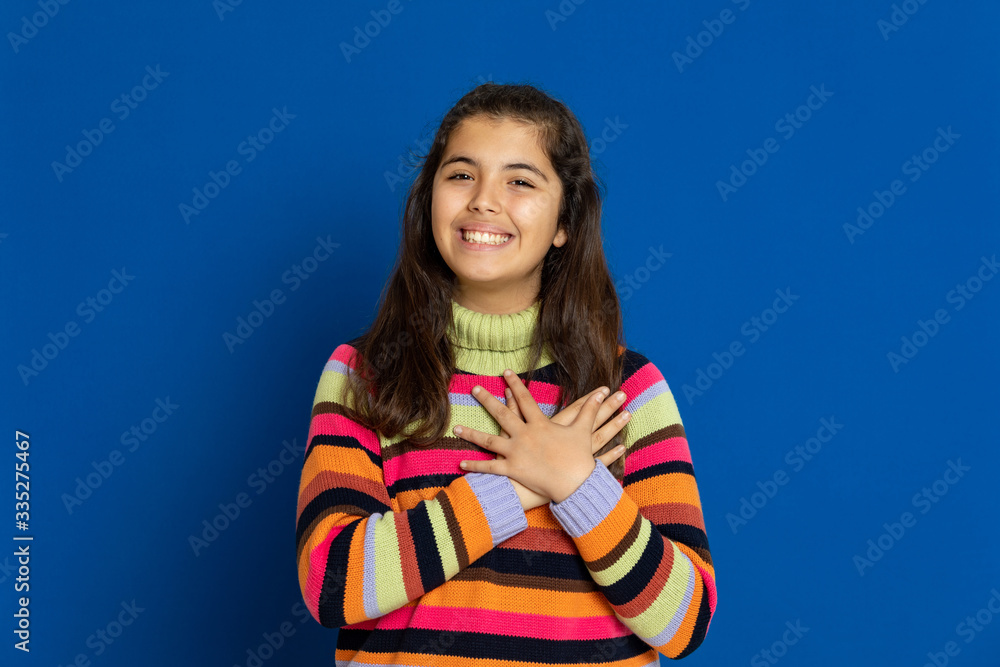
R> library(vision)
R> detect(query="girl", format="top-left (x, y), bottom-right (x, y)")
top-left (295, 82), bottom-right (717, 665)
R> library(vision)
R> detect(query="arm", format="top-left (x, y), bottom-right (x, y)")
top-left (295, 344), bottom-right (529, 628)
top-left (548, 352), bottom-right (717, 659)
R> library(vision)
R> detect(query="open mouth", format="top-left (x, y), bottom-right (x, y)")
top-left (459, 229), bottom-right (513, 247)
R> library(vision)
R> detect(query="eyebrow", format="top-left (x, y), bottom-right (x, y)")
top-left (439, 155), bottom-right (550, 183)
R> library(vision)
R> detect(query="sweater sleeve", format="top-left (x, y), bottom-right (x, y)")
top-left (548, 352), bottom-right (717, 659)
top-left (295, 344), bottom-right (529, 628)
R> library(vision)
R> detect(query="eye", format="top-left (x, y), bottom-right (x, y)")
top-left (447, 172), bottom-right (472, 181)
top-left (511, 179), bottom-right (534, 188)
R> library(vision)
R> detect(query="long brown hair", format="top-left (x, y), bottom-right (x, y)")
top-left (343, 82), bottom-right (628, 479)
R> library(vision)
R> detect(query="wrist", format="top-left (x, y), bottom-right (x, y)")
top-left (548, 458), bottom-right (597, 504)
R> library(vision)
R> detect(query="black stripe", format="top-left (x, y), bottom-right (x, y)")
top-left (675, 581), bottom-right (713, 659)
top-left (407, 501), bottom-right (446, 595)
top-left (658, 522), bottom-right (711, 554)
top-left (317, 520), bottom-right (359, 628)
top-left (601, 522), bottom-right (664, 606)
top-left (296, 489), bottom-right (389, 545)
top-left (304, 433), bottom-right (381, 468)
top-left (486, 547), bottom-right (590, 581)
top-left (387, 473), bottom-right (460, 497)
top-left (623, 460), bottom-right (694, 485)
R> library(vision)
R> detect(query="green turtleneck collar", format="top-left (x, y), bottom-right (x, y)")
top-left (448, 299), bottom-right (555, 375)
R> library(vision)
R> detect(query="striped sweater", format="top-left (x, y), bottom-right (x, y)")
top-left (295, 299), bottom-right (717, 665)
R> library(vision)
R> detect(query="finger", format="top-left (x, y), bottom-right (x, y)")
top-left (596, 444), bottom-right (627, 469)
top-left (553, 387), bottom-right (620, 427)
top-left (498, 388), bottom-right (520, 439)
top-left (592, 408), bottom-right (631, 453)
top-left (470, 385), bottom-right (523, 436)
top-left (452, 425), bottom-right (511, 458)
top-left (459, 457), bottom-right (505, 474)
top-left (505, 387), bottom-right (522, 421)
top-left (502, 369), bottom-right (546, 421)
top-left (575, 386), bottom-right (608, 428)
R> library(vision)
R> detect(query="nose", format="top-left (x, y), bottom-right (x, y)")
top-left (469, 178), bottom-right (500, 214)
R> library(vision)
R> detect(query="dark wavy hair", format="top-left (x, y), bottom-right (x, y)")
top-left (343, 81), bottom-right (627, 480)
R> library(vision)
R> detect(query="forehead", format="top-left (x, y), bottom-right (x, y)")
top-left (444, 116), bottom-right (550, 163)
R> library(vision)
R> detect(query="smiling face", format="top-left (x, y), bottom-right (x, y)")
top-left (431, 115), bottom-right (567, 314)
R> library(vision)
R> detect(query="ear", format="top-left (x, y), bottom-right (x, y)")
top-left (552, 226), bottom-right (568, 248)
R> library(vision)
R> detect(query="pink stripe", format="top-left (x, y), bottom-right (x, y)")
top-left (627, 437), bottom-right (691, 475)
top-left (622, 362), bottom-right (664, 397)
top-left (332, 344), bottom-right (359, 366)
top-left (308, 413), bottom-right (380, 456)
top-left (377, 604), bottom-right (633, 640)
top-left (449, 374), bottom-right (562, 405)
top-left (695, 562), bottom-right (718, 631)
top-left (304, 522), bottom-right (347, 620)
top-left (385, 449), bottom-right (490, 481)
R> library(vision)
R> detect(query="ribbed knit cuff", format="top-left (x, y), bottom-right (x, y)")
top-left (549, 460), bottom-right (623, 538)
top-left (464, 472), bottom-right (528, 546)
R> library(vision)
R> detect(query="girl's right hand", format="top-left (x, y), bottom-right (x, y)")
top-left (495, 385), bottom-right (630, 511)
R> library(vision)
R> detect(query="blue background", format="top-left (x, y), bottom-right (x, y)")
top-left (2, 0), bottom-right (998, 664)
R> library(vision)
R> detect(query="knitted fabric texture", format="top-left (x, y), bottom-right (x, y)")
top-left (295, 298), bottom-right (717, 664)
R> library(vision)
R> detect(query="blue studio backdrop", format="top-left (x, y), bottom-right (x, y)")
top-left (2, 1), bottom-right (998, 665)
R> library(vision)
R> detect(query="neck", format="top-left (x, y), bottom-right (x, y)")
top-left (448, 297), bottom-right (554, 375)
top-left (451, 280), bottom-right (542, 315)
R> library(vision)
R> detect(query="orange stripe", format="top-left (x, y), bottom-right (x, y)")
top-left (575, 493), bottom-right (637, 564)
top-left (419, 578), bottom-right (616, 617)
top-left (626, 473), bottom-right (702, 513)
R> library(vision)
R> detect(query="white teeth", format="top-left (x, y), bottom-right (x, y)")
top-left (463, 230), bottom-right (511, 245)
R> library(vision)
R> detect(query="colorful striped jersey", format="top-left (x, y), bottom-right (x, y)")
top-left (295, 299), bottom-right (717, 665)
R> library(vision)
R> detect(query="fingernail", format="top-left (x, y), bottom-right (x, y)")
top-left (471, 386), bottom-right (480, 395)
top-left (621, 411), bottom-right (630, 420)
top-left (615, 445), bottom-right (625, 453)
top-left (459, 461), bottom-right (467, 469)
top-left (454, 426), bottom-right (463, 434)
top-left (615, 391), bottom-right (625, 401)
top-left (503, 369), bottom-right (512, 377)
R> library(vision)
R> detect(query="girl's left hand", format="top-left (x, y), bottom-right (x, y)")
top-left (455, 369), bottom-right (608, 503)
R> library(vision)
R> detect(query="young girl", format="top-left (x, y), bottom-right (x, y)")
top-left (295, 82), bottom-right (717, 664)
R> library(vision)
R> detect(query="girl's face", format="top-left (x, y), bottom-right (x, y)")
top-left (431, 115), bottom-right (567, 314)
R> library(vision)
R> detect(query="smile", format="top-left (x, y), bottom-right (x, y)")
top-left (459, 229), bottom-right (513, 248)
